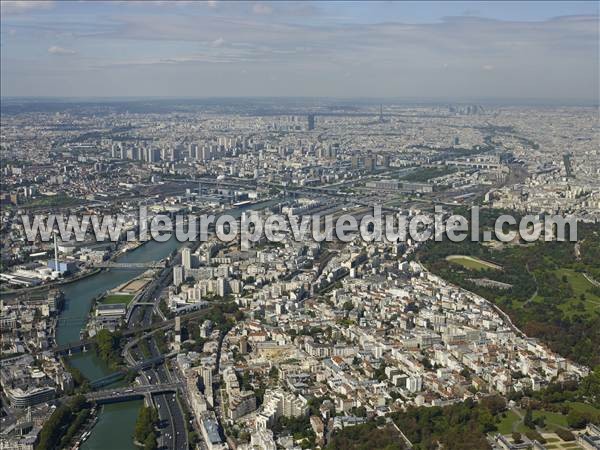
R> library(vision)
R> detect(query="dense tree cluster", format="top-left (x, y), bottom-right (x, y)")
top-left (328, 378), bottom-right (600, 450)
top-left (272, 416), bottom-right (315, 449)
top-left (417, 220), bottom-right (600, 366)
top-left (204, 301), bottom-right (241, 333)
top-left (389, 397), bottom-right (506, 450)
top-left (507, 371), bottom-right (600, 426)
top-left (134, 405), bottom-right (159, 450)
top-left (94, 329), bottom-right (123, 369)
top-left (326, 422), bottom-right (405, 450)
top-left (62, 359), bottom-right (90, 392)
top-left (35, 395), bottom-right (88, 450)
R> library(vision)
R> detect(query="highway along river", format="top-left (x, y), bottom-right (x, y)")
top-left (55, 199), bottom-right (281, 449)
top-left (57, 237), bottom-right (180, 450)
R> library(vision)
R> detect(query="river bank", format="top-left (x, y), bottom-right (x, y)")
top-left (0, 267), bottom-right (102, 298)
top-left (54, 197), bottom-right (282, 448)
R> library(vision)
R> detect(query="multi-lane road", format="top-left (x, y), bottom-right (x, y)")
top-left (149, 338), bottom-right (188, 450)
top-left (125, 250), bottom-right (189, 450)
top-left (129, 339), bottom-right (188, 450)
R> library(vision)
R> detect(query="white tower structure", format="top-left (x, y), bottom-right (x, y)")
top-left (53, 230), bottom-right (59, 272)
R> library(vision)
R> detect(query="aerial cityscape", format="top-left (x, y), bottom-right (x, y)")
top-left (0, 2), bottom-right (599, 450)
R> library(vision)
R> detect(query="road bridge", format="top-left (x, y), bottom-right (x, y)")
top-left (54, 319), bottom-right (169, 355)
top-left (53, 304), bottom-right (216, 355)
top-left (89, 355), bottom-right (166, 389)
top-left (93, 261), bottom-right (165, 269)
top-left (85, 382), bottom-right (181, 404)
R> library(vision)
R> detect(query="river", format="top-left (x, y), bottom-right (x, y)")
top-left (56, 198), bottom-right (281, 449)
top-left (80, 400), bottom-right (143, 450)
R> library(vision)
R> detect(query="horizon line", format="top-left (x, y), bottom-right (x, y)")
top-left (1, 95), bottom-right (598, 107)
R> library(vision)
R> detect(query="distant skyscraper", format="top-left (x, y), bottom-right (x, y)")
top-left (189, 143), bottom-right (198, 159)
top-left (182, 247), bottom-right (192, 270)
top-left (52, 230), bottom-right (59, 272)
top-left (173, 265), bottom-right (183, 287)
top-left (152, 148), bottom-right (161, 162)
top-left (216, 277), bottom-right (228, 297)
top-left (201, 146), bottom-right (212, 161)
top-left (201, 366), bottom-right (213, 391)
top-left (383, 154), bottom-right (391, 168)
top-left (111, 143), bottom-right (121, 159)
top-left (307, 114), bottom-right (315, 131)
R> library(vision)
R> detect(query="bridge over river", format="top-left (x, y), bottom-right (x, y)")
top-left (88, 355), bottom-right (167, 389)
top-left (53, 302), bottom-right (216, 356)
top-left (83, 382), bottom-right (182, 404)
top-left (92, 261), bottom-right (165, 269)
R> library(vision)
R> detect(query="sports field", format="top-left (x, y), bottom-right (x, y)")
top-left (446, 255), bottom-right (502, 271)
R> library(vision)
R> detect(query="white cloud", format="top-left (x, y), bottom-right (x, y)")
top-left (48, 46), bottom-right (76, 55)
top-left (1, 1), bottom-right (54, 15)
top-left (212, 37), bottom-right (225, 47)
top-left (2, 6), bottom-right (597, 100)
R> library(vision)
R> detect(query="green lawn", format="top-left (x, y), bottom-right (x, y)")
top-left (509, 409), bottom-right (570, 434)
top-left (533, 410), bottom-right (568, 429)
top-left (446, 255), bottom-right (502, 271)
top-left (496, 410), bottom-right (520, 435)
top-left (101, 294), bottom-right (134, 305)
top-left (23, 194), bottom-right (79, 208)
top-left (567, 401), bottom-right (600, 416)
top-left (515, 422), bottom-right (530, 434)
top-left (557, 269), bottom-right (600, 314)
top-left (532, 269), bottom-right (600, 317)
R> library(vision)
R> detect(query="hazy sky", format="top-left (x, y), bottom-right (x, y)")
top-left (1, 1), bottom-right (598, 101)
